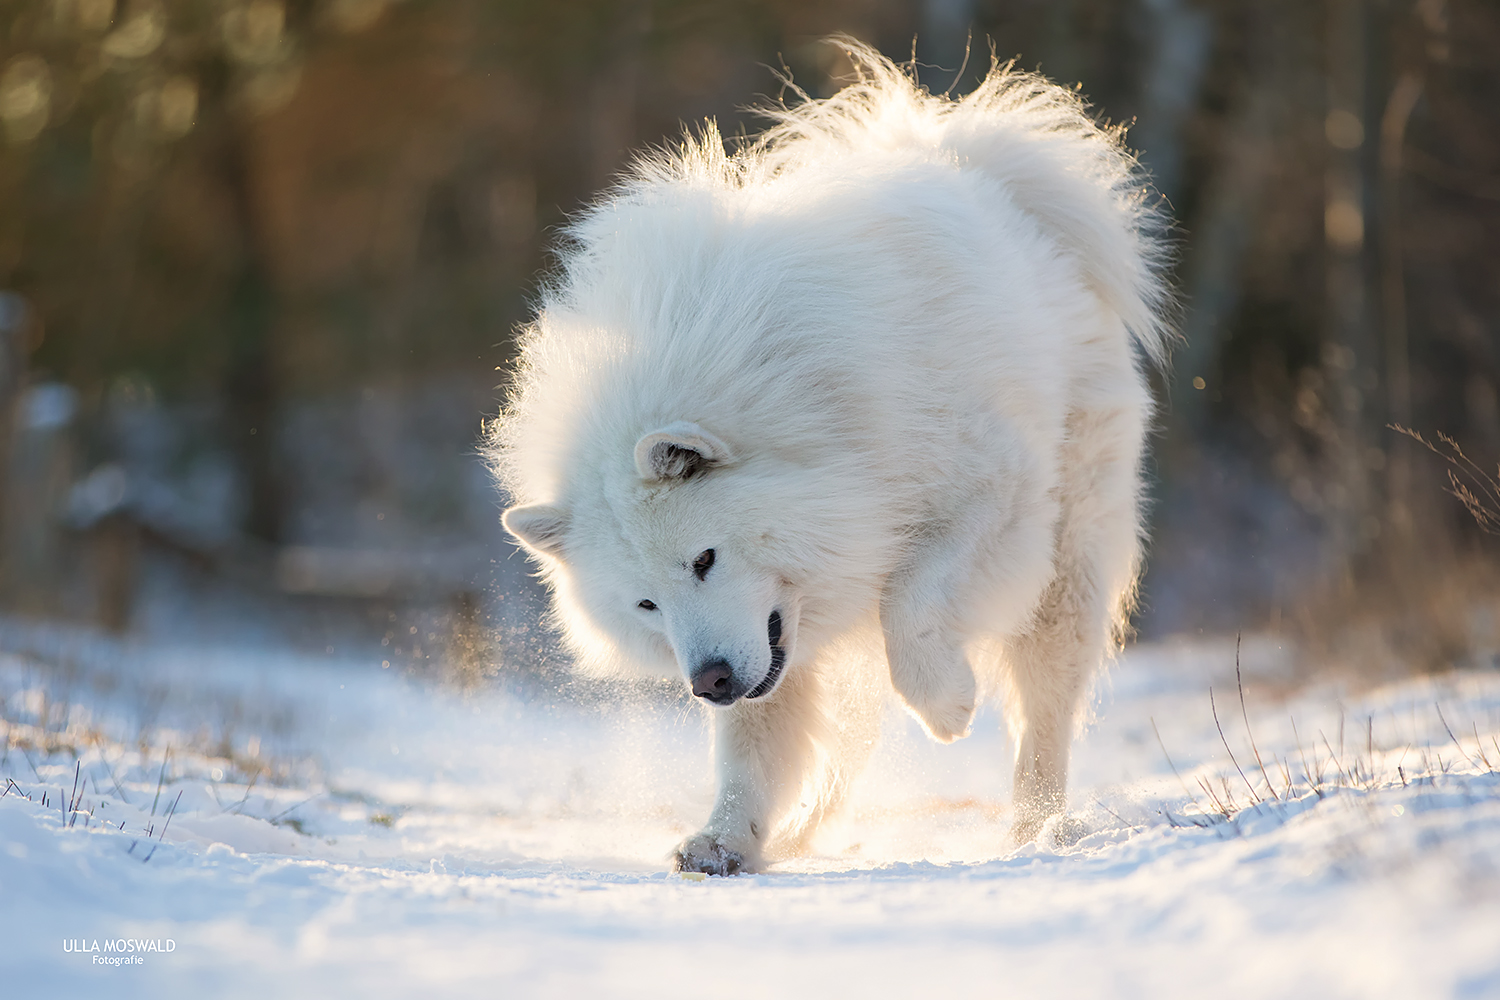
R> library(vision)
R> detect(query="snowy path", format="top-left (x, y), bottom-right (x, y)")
top-left (3, 630), bottom-right (1499, 998)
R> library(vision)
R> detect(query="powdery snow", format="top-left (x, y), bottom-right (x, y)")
top-left (3, 628), bottom-right (1499, 999)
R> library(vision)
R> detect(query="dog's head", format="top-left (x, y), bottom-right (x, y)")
top-left (503, 421), bottom-right (798, 705)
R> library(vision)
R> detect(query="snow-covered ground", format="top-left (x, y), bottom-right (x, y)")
top-left (4, 622), bottom-right (1499, 999)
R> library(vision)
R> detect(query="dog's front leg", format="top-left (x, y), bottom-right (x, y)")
top-left (880, 482), bottom-right (1053, 744)
top-left (880, 543), bottom-right (978, 744)
top-left (673, 669), bottom-right (822, 875)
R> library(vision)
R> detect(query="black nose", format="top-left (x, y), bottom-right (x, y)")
top-left (691, 659), bottom-right (736, 705)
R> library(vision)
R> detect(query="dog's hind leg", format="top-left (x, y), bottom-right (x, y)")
top-left (1000, 573), bottom-right (1101, 844)
top-left (1001, 403), bottom-right (1145, 844)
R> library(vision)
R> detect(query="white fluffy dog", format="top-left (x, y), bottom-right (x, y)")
top-left (490, 43), bottom-right (1172, 874)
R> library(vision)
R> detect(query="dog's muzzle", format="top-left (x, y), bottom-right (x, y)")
top-left (688, 610), bottom-right (787, 705)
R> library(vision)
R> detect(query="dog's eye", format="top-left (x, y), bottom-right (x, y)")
top-left (692, 549), bottom-right (715, 580)
top-left (637, 600), bottom-right (657, 611)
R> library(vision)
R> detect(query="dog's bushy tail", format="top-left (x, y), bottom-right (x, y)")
top-left (747, 39), bottom-right (1176, 369)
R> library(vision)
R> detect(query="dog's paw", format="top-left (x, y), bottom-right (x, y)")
top-left (885, 629), bottom-right (977, 744)
top-left (889, 655), bottom-right (976, 743)
top-left (1011, 812), bottom-right (1085, 847)
top-left (906, 691), bottom-right (975, 744)
top-left (672, 834), bottom-right (748, 876)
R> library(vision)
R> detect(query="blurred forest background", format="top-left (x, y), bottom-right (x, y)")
top-left (0, 0), bottom-right (1496, 680)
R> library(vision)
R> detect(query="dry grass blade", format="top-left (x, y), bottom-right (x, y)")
top-left (101, 754), bottom-right (132, 805)
top-left (143, 790), bottom-right (185, 863)
top-left (1434, 703), bottom-right (1482, 770)
top-left (1093, 798), bottom-right (1132, 827)
top-left (1473, 724), bottom-right (1495, 771)
top-left (66, 761), bottom-right (81, 828)
top-left (1152, 717), bottom-right (1217, 826)
top-left (225, 769), bottom-right (261, 815)
top-left (1211, 688), bottom-right (1261, 806)
top-left (269, 792), bottom-right (321, 825)
top-left (158, 790), bottom-right (183, 840)
top-left (150, 747), bottom-right (170, 818)
top-left (1319, 731), bottom-right (1351, 787)
top-left (1233, 634), bottom-right (1280, 802)
top-left (1152, 717), bottom-right (1199, 806)
top-left (1391, 425), bottom-right (1500, 532)
top-left (1197, 775), bottom-right (1231, 817)
top-left (1290, 717), bottom-right (1323, 798)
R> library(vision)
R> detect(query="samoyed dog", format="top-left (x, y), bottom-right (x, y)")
top-left (490, 42), bottom-right (1172, 874)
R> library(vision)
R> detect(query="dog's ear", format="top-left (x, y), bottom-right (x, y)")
top-left (502, 504), bottom-right (570, 558)
top-left (634, 422), bottom-right (735, 481)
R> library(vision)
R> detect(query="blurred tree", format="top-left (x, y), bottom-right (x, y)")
top-left (0, 0), bottom-right (1494, 643)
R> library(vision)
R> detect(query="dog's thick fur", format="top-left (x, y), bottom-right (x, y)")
top-left (489, 44), bottom-right (1172, 874)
